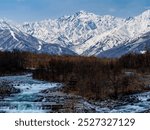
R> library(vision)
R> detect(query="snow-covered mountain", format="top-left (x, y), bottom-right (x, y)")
top-left (19, 10), bottom-right (150, 57)
top-left (82, 10), bottom-right (150, 56)
top-left (20, 11), bottom-right (125, 54)
top-left (1, 10), bottom-right (150, 57)
top-left (0, 20), bottom-right (76, 55)
top-left (98, 32), bottom-right (150, 58)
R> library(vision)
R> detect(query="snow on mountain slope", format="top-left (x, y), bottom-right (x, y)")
top-left (20, 11), bottom-right (125, 54)
top-left (98, 32), bottom-right (150, 58)
top-left (20, 10), bottom-right (150, 57)
top-left (0, 20), bottom-right (76, 55)
top-left (82, 10), bottom-right (150, 56)
top-left (1, 10), bottom-right (150, 57)
top-left (0, 20), bottom-right (40, 52)
top-left (40, 44), bottom-right (76, 55)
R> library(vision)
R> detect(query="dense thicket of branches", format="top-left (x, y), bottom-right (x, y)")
top-left (119, 51), bottom-right (150, 72)
top-left (0, 50), bottom-right (52, 75)
top-left (32, 55), bottom-right (146, 99)
top-left (0, 50), bottom-right (150, 99)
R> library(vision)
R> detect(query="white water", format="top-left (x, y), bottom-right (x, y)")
top-left (0, 74), bottom-right (150, 113)
top-left (0, 74), bottom-right (59, 113)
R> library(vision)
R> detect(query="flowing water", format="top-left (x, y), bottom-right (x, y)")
top-left (0, 74), bottom-right (59, 113)
top-left (0, 74), bottom-right (150, 113)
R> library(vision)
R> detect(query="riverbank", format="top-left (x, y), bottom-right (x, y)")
top-left (0, 80), bottom-right (20, 99)
top-left (41, 86), bottom-right (150, 113)
top-left (0, 74), bottom-right (59, 113)
top-left (0, 74), bottom-right (95, 113)
top-left (0, 74), bottom-right (150, 113)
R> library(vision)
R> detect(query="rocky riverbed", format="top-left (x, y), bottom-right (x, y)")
top-left (0, 74), bottom-right (94, 113)
top-left (0, 74), bottom-right (150, 113)
top-left (0, 80), bottom-right (20, 98)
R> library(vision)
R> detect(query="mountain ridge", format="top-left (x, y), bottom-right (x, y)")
top-left (0, 20), bottom-right (76, 55)
top-left (1, 10), bottom-right (150, 57)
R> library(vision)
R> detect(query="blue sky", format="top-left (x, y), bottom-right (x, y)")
top-left (0, 0), bottom-right (150, 22)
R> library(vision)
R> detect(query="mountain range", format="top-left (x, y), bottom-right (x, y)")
top-left (1, 10), bottom-right (150, 57)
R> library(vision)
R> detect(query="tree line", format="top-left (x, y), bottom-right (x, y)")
top-left (0, 50), bottom-right (150, 100)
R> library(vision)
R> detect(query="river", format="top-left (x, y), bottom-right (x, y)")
top-left (0, 74), bottom-right (150, 113)
top-left (0, 74), bottom-right (59, 113)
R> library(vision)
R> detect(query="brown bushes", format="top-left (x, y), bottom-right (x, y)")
top-left (0, 50), bottom-right (149, 100)
top-left (32, 55), bottom-right (145, 100)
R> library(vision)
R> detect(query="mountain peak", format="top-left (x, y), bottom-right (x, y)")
top-left (0, 19), bottom-right (11, 29)
top-left (76, 10), bottom-right (88, 15)
top-left (142, 9), bottom-right (150, 14)
top-left (75, 10), bottom-right (96, 17)
top-left (18, 10), bottom-right (150, 57)
top-left (137, 9), bottom-right (150, 19)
